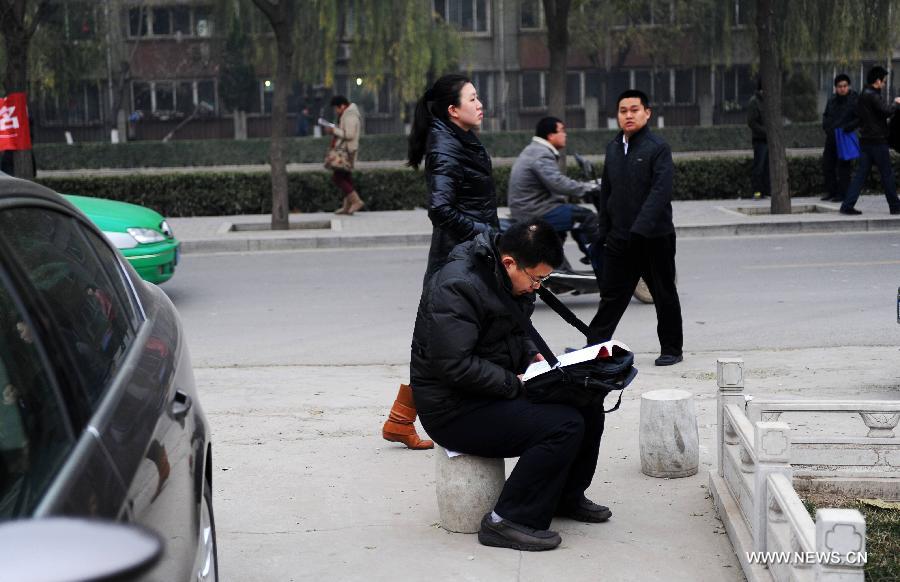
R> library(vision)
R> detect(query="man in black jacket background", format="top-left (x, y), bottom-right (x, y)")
top-left (821, 74), bottom-right (859, 203)
top-left (747, 83), bottom-right (770, 199)
top-left (411, 221), bottom-right (612, 551)
top-left (841, 66), bottom-right (900, 215)
top-left (589, 90), bottom-right (683, 366)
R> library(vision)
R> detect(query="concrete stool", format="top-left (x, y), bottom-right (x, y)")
top-left (639, 389), bottom-right (699, 478)
top-left (434, 445), bottom-right (505, 533)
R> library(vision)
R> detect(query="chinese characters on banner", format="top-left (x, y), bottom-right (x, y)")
top-left (0, 93), bottom-right (32, 151)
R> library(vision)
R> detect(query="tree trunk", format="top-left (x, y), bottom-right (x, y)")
top-left (270, 28), bottom-right (294, 229)
top-left (543, 0), bottom-right (570, 170)
top-left (3, 26), bottom-right (34, 179)
top-left (252, 0), bottom-right (296, 230)
top-left (756, 0), bottom-right (790, 214)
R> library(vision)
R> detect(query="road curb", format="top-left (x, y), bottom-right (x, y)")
top-left (179, 217), bottom-right (900, 255)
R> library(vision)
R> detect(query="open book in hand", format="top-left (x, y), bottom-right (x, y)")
top-left (317, 117), bottom-right (336, 128)
top-left (523, 340), bottom-right (632, 382)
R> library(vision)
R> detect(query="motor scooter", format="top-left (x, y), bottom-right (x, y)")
top-left (501, 153), bottom-right (654, 303)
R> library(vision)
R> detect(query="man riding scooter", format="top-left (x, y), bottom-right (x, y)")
top-left (508, 117), bottom-right (602, 274)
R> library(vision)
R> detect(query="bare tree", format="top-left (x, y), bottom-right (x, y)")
top-left (0, 0), bottom-right (53, 178)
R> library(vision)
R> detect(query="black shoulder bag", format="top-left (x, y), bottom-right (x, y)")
top-left (496, 284), bottom-right (637, 413)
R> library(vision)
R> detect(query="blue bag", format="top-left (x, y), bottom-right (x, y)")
top-left (835, 128), bottom-right (860, 161)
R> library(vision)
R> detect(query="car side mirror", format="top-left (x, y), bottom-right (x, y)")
top-left (0, 517), bottom-right (162, 582)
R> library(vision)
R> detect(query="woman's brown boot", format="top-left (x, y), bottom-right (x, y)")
top-left (334, 194), bottom-right (352, 214)
top-left (382, 384), bottom-right (433, 449)
top-left (345, 191), bottom-right (365, 215)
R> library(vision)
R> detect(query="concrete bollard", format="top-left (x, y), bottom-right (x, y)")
top-left (434, 446), bottom-right (505, 533)
top-left (639, 389), bottom-right (699, 478)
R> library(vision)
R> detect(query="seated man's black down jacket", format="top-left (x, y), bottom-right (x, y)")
top-left (424, 118), bottom-right (500, 276)
top-left (410, 232), bottom-right (537, 430)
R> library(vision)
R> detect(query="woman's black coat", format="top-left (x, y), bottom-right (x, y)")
top-left (422, 118), bottom-right (499, 283)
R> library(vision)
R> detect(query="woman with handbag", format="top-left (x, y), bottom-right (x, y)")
top-left (381, 74), bottom-right (500, 450)
top-left (324, 95), bottom-right (364, 215)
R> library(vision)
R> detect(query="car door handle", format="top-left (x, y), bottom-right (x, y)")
top-left (170, 389), bottom-right (192, 420)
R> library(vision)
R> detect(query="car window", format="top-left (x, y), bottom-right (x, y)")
top-left (0, 208), bottom-right (136, 408)
top-left (80, 226), bottom-right (143, 329)
top-left (0, 271), bottom-right (74, 518)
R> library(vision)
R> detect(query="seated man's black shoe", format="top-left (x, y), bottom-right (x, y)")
top-left (839, 208), bottom-right (862, 215)
top-left (655, 354), bottom-right (683, 366)
top-left (556, 496), bottom-right (612, 523)
top-left (477, 513), bottom-right (562, 551)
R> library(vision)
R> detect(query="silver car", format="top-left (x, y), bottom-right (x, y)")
top-left (0, 176), bottom-right (217, 580)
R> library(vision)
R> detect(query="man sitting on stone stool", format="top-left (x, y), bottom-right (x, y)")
top-left (410, 220), bottom-right (611, 551)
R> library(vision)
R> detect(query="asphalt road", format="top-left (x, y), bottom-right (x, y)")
top-left (162, 230), bottom-right (900, 368)
top-left (164, 230), bottom-right (899, 581)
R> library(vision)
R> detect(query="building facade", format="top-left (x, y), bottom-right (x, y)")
top-left (28, 0), bottom-right (898, 143)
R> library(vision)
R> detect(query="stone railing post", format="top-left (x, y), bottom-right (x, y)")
top-left (753, 421), bottom-right (791, 552)
top-left (814, 509), bottom-right (866, 581)
top-left (717, 358), bottom-right (745, 477)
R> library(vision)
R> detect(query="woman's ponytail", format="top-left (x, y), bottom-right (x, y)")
top-left (407, 74), bottom-right (471, 169)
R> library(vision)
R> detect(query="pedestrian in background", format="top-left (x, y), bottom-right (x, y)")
top-left (380, 74), bottom-right (498, 450)
top-left (507, 116), bottom-right (601, 272)
top-left (821, 74), bottom-right (858, 203)
top-left (589, 90), bottom-right (683, 367)
top-left (295, 105), bottom-right (312, 137)
top-left (840, 66), bottom-right (900, 216)
top-left (747, 81), bottom-right (770, 199)
top-left (324, 95), bottom-right (364, 215)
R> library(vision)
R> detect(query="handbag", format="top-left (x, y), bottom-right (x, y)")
top-left (324, 140), bottom-right (353, 171)
top-left (493, 277), bottom-right (637, 413)
top-left (834, 128), bottom-right (860, 161)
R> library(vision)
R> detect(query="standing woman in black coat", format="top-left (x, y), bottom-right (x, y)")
top-left (381, 74), bottom-right (500, 449)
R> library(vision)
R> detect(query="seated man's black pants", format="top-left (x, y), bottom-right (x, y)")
top-left (425, 397), bottom-right (605, 531)
top-left (588, 233), bottom-right (683, 356)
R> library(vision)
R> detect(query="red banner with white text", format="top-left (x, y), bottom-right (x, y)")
top-left (0, 93), bottom-right (32, 151)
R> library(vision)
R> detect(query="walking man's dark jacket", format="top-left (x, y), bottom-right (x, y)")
top-left (424, 118), bottom-right (499, 277)
top-left (410, 232), bottom-right (537, 429)
top-left (747, 92), bottom-right (767, 142)
top-left (596, 125), bottom-right (675, 242)
top-left (822, 90), bottom-right (859, 141)
top-left (856, 85), bottom-right (899, 145)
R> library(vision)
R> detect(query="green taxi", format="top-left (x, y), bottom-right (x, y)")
top-left (63, 194), bottom-right (180, 284)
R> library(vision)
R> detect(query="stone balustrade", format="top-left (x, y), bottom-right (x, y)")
top-left (710, 358), bottom-right (867, 582)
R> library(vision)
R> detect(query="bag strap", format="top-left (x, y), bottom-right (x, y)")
top-left (493, 285), bottom-right (560, 368)
top-left (536, 287), bottom-right (591, 338)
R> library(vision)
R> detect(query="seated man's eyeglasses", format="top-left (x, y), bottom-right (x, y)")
top-left (519, 263), bottom-right (552, 287)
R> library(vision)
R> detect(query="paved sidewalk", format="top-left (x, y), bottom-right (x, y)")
top-left (168, 194), bottom-right (900, 255)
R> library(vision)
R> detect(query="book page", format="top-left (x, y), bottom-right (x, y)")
top-left (523, 340), bottom-right (631, 382)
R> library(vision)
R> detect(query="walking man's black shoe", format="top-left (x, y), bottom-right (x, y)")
top-left (655, 354), bottom-right (683, 366)
top-left (890, 208), bottom-right (900, 215)
top-left (839, 208), bottom-right (862, 215)
top-left (556, 496), bottom-right (612, 523)
top-left (477, 513), bottom-right (562, 551)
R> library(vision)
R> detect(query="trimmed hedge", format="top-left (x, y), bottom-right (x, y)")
top-left (35, 154), bottom-right (893, 218)
top-left (34, 123), bottom-right (826, 170)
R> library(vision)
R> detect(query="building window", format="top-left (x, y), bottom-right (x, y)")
top-left (128, 5), bottom-right (214, 38)
top-left (520, 0), bottom-right (543, 30)
top-left (521, 71), bottom-right (544, 109)
top-left (433, 0), bottom-right (489, 34)
top-left (470, 72), bottom-right (494, 113)
top-left (132, 80), bottom-right (218, 117)
top-left (334, 75), bottom-right (392, 116)
top-left (39, 82), bottom-right (102, 125)
top-left (566, 72), bottom-right (584, 107)
top-left (654, 70), bottom-right (671, 103)
top-left (630, 0), bottom-right (674, 26)
top-left (733, 0), bottom-right (750, 26)
top-left (674, 69), bottom-right (695, 104)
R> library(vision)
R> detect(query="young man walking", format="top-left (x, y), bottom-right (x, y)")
top-left (588, 90), bottom-right (683, 367)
